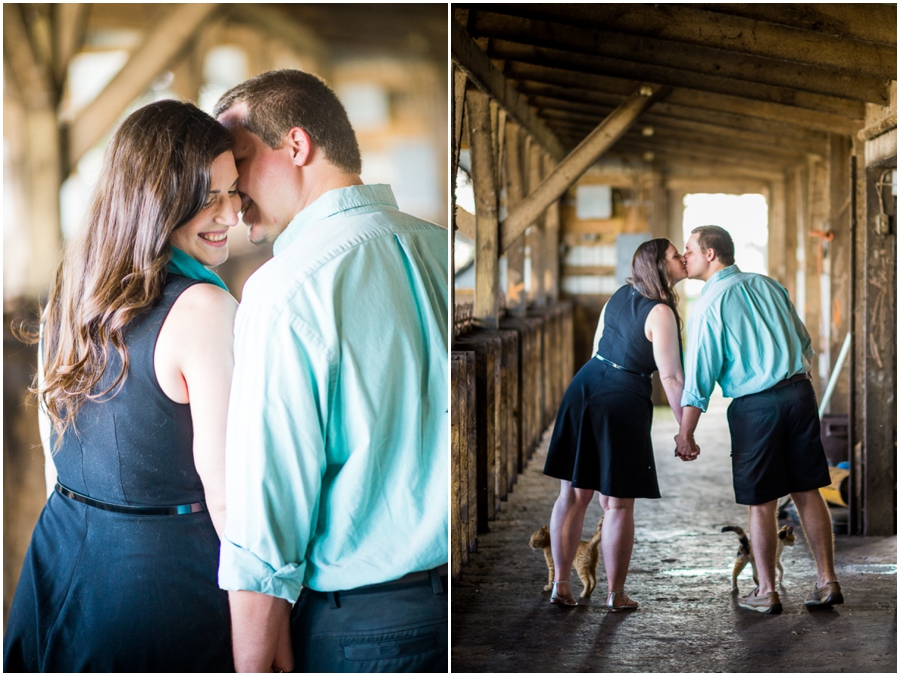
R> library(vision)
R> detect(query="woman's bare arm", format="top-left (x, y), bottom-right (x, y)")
top-left (645, 303), bottom-right (684, 425)
top-left (156, 283), bottom-right (237, 537)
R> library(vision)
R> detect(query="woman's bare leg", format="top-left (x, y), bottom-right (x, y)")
top-left (598, 493), bottom-right (636, 597)
top-left (549, 480), bottom-right (594, 598)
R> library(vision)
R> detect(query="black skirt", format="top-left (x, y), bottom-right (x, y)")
top-left (543, 357), bottom-right (661, 499)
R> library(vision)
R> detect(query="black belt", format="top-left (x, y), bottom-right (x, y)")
top-left (596, 354), bottom-right (652, 379)
top-left (56, 482), bottom-right (206, 516)
top-left (311, 565), bottom-right (448, 609)
top-left (770, 372), bottom-right (811, 390)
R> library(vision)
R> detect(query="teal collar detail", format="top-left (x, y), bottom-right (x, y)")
top-left (167, 247), bottom-right (229, 291)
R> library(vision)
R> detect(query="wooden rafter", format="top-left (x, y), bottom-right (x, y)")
top-left (470, 4), bottom-right (897, 80)
top-left (500, 83), bottom-right (669, 252)
top-left (472, 14), bottom-right (891, 105)
top-left (67, 3), bottom-right (221, 172)
top-left (451, 18), bottom-right (565, 162)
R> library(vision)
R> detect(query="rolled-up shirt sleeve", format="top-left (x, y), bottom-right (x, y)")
top-left (681, 309), bottom-right (723, 413)
top-left (218, 296), bottom-right (331, 604)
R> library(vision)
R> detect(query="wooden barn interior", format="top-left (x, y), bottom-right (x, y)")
top-left (450, 4), bottom-right (897, 579)
top-left (3, 2), bottom-right (447, 627)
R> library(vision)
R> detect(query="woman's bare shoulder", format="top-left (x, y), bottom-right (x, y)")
top-left (170, 283), bottom-right (237, 322)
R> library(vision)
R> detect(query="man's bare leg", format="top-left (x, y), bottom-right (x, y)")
top-left (790, 488), bottom-right (838, 587)
top-left (747, 500), bottom-right (778, 595)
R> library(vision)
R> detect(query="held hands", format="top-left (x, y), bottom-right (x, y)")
top-left (674, 433), bottom-right (700, 461)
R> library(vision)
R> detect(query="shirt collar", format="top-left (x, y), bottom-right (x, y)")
top-left (701, 264), bottom-right (741, 294)
top-left (273, 184), bottom-right (398, 256)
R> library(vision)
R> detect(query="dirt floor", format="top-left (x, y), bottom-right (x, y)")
top-left (450, 393), bottom-right (897, 673)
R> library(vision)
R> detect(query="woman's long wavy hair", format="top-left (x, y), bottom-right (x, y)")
top-left (627, 238), bottom-right (683, 336)
top-left (39, 100), bottom-right (233, 446)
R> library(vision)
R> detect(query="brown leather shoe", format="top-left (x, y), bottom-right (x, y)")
top-left (805, 581), bottom-right (843, 607)
top-left (739, 588), bottom-right (783, 614)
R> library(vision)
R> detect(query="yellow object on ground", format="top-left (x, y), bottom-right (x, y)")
top-left (820, 466), bottom-right (849, 507)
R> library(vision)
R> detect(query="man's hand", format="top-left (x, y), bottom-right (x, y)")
top-left (674, 405), bottom-right (703, 461)
top-left (674, 433), bottom-right (700, 461)
top-left (229, 591), bottom-right (293, 673)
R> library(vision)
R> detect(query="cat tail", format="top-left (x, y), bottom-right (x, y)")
top-left (588, 516), bottom-right (604, 547)
top-left (721, 525), bottom-right (750, 549)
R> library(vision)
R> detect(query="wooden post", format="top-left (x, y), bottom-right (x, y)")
top-left (501, 84), bottom-right (669, 252)
top-left (794, 165), bottom-right (808, 321)
top-left (767, 179), bottom-right (787, 287)
top-left (805, 158), bottom-right (826, 394)
top-left (544, 155), bottom-right (561, 302)
top-left (527, 143), bottom-right (546, 306)
top-left (452, 66), bottom-right (467, 181)
top-left (504, 122), bottom-right (528, 315)
top-left (860, 163), bottom-right (897, 535)
top-left (467, 88), bottom-right (500, 330)
top-left (826, 134), bottom-right (853, 415)
top-left (783, 169), bottom-right (799, 303)
top-left (451, 67), bottom-right (467, 326)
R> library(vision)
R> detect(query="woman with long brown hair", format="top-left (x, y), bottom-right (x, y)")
top-left (542, 238), bottom-right (688, 610)
top-left (5, 100), bottom-right (240, 671)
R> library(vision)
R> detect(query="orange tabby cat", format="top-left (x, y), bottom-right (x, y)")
top-left (721, 524), bottom-right (796, 592)
top-left (529, 517), bottom-right (603, 599)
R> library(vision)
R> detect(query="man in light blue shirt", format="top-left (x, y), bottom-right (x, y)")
top-left (214, 70), bottom-right (448, 672)
top-left (675, 226), bottom-right (840, 615)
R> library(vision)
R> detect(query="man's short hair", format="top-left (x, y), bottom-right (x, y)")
top-left (213, 69), bottom-right (362, 175)
top-left (691, 225), bottom-right (735, 266)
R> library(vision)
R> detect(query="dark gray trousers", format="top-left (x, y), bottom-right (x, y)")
top-left (291, 573), bottom-right (447, 672)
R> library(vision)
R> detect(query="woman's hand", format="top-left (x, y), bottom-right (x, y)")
top-left (674, 433), bottom-right (700, 461)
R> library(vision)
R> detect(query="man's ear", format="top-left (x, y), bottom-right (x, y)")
top-left (705, 247), bottom-right (717, 262)
top-left (284, 127), bottom-right (312, 167)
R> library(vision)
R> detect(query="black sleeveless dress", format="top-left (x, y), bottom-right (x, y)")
top-left (544, 285), bottom-right (666, 498)
top-left (4, 274), bottom-right (234, 672)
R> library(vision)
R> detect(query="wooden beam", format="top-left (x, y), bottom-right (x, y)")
top-left (517, 80), bottom-right (841, 144)
top-left (451, 18), bottom-right (565, 161)
top-left (229, 4), bottom-right (325, 61)
top-left (532, 98), bottom-right (830, 157)
top-left (68, 3), bottom-right (220, 172)
top-left (500, 48), bottom-right (869, 118)
top-left (506, 63), bottom-right (864, 135)
top-left (475, 19), bottom-right (890, 106)
top-left (666, 175), bottom-right (771, 196)
top-left (476, 5), bottom-right (897, 80)
top-left (51, 3), bottom-right (89, 93)
top-left (501, 84), bottom-right (668, 252)
top-left (610, 151), bottom-right (786, 183)
top-left (3, 4), bottom-right (53, 110)
top-left (467, 89), bottom-right (501, 330)
top-left (689, 4), bottom-right (897, 46)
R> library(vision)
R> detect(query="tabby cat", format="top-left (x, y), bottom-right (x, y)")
top-left (721, 524), bottom-right (796, 592)
top-left (529, 517), bottom-right (603, 599)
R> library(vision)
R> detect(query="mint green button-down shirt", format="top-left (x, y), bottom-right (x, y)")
top-left (218, 184), bottom-right (449, 602)
top-left (681, 265), bottom-right (814, 412)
